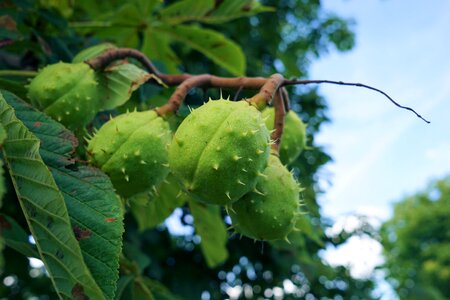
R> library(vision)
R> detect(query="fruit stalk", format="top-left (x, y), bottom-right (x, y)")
top-left (271, 88), bottom-right (287, 153)
top-left (248, 73), bottom-right (285, 110)
top-left (155, 74), bottom-right (272, 117)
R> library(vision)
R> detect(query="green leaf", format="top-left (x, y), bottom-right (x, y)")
top-left (189, 200), bottom-right (228, 268)
top-left (39, 0), bottom-right (74, 18)
top-left (159, 0), bottom-right (214, 24)
top-left (130, 174), bottom-right (188, 231)
top-left (6, 91), bottom-right (125, 300)
top-left (72, 43), bottom-right (118, 63)
top-left (0, 78), bottom-right (28, 100)
top-left (295, 216), bottom-right (324, 246)
top-left (205, 0), bottom-right (274, 24)
top-left (159, 0), bottom-right (273, 25)
top-left (123, 242), bottom-right (151, 273)
top-left (132, 277), bottom-right (155, 300)
top-left (115, 275), bottom-right (135, 300)
top-left (0, 213), bottom-right (39, 258)
top-left (0, 124), bottom-right (6, 205)
top-left (96, 63), bottom-right (154, 110)
top-left (141, 277), bottom-right (181, 300)
top-left (142, 29), bottom-right (181, 74)
top-left (154, 24), bottom-right (246, 76)
top-left (0, 90), bottom-right (105, 300)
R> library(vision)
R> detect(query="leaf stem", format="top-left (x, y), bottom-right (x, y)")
top-left (0, 70), bottom-right (38, 77)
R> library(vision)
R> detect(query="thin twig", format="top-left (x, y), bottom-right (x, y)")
top-left (284, 79), bottom-right (430, 123)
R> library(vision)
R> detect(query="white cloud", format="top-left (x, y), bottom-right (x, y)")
top-left (320, 235), bottom-right (384, 279)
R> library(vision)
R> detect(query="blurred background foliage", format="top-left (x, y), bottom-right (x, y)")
top-left (1, 1), bottom-right (446, 300)
top-left (380, 176), bottom-right (450, 300)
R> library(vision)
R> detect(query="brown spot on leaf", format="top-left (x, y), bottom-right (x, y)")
top-left (73, 226), bottom-right (91, 241)
top-left (71, 283), bottom-right (89, 300)
top-left (0, 15), bottom-right (17, 31)
top-left (59, 130), bottom-right (79, 150)
top-left (33, 121), bottom-right (42, 128)
top-left (0, 215), bottom-right (12, 232)
top-left (210, 42), bottom-right (224, 48)
top-left (105, 217), bottom-right (117, 223)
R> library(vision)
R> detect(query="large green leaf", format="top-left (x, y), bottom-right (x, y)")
top-left (189, 200), bottom-right (228, 268)
top-left (130, 174), bottom-right (188, 231)
top-left (5, 91), bottom-right (124, 300)
top-left (159, 0), bottom-right (214, 24)
top-left (159, 0), bottom-right (273, 25)
top-left (205, 0), bottom-right (274, 24)
top-left (0, 90), bottom-right (105, 299)
top-left (153, 24), bottom-right (246, 76)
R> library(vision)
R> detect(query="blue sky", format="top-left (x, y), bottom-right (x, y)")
top-left (309, 1), bottom-right (450, 292)
top-left (311, 0), bottom-right (450, 221)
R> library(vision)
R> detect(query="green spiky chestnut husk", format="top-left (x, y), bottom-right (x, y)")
top-left (169, 98), bottom-right (271, 205)
top-left (262, 107), bottom-right (307, 165)
top-left (27, 62), bottom-right (99, 130)
top-left (87, 110), bottom-right (171, 198)
top-left (229, 154), bottom-right (301, 241)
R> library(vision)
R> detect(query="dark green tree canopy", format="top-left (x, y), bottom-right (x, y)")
top-left (0, 1), bottom-right (379, 299)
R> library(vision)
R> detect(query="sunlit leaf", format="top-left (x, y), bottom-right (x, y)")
top-left (159, 0), bottom-right (273, 25)
top-left (154, 24), bottom-right (245, 76)
top-left (159, 0), bottom-right (214, 24)
top-left (72, 43), bottom-right (117, 63)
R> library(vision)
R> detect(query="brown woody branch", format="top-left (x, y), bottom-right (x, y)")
top-left (155, 74), bottom-right (272, 117)
top-left (86, 48), bottom-right (161, 75)
top-left (87, 48), bottom-right (429, 123)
